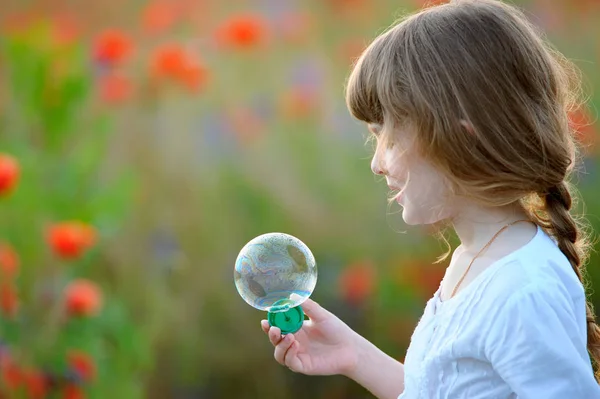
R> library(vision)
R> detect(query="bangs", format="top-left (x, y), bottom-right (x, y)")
top-left (345, 19), bottom-right (416, 127)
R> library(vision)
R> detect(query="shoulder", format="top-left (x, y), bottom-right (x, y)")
top-left (481, 227), bottom-right (585, 309)
top-left (479, 232), bottom-right (600, 399)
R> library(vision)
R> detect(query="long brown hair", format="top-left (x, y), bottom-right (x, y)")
top-left (345, 0), bottom-right (600, 380)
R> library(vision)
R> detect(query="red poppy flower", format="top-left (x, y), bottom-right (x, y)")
top-left (151, 44), bottom-right (186, 77)
top-left (150, 44), bottom-right (208, 91)
top-left (22, 368), bottom-right (48, 399)
top-left (0, 284), bottom-right (19, 318)
top-left (0, 243), bottom-right (19, 278)
top-left (94, 29), bottom-right (133, 66)
top-left (177, 59), bottom-right (209, 92)
top-left (47, 222), bottom-right (97, 260)
top-left (64, 280), bottom-right (103, 317)
top-left (338, 261), bottom-right (377, 305)
top-left (63, 384), bottom-right (85, 399)
top-left (1, 359), bottom-right (22, 390)
top-left (0, 154), bottom-right (20, 196)
top-left (67, 350), bottom-right (96, 382)
top-left (215, 14), bottom-right (268, 50)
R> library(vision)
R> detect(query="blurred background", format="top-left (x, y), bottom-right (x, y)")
top-left (0, 0), bottom-right (599, 398)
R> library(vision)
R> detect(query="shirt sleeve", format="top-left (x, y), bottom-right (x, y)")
top-left (485, 282), bottom-right (600, 399)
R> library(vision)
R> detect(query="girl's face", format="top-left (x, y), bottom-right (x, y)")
top-left (369, 123), bottom-right (458, 225)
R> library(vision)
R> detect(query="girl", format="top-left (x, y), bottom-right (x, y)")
top-left (261, 0), bottom-right (600, 398)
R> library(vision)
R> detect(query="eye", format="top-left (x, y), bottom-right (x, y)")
top-left (367, 124), bottom-right (396, 150)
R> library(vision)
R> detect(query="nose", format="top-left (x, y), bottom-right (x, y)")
top-left (371, 155), bottom-right (387, 176)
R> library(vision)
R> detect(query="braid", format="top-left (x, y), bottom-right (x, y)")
top-left (542, 181), bottom-right (600, 382)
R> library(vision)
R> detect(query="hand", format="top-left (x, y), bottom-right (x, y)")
top-left (261, 298), bottom-right (363, 377)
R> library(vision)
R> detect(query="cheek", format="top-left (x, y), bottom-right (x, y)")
top-left (384, 148), bottom-right (408, 180)
top-left (403, 180), bottom-right (455, 225)
top-left (405, 160), bottom-right (450, 203)
top-left (417, 177), bottom-right (447, 199)
top-left (387, 150), bottom-right (457, 224)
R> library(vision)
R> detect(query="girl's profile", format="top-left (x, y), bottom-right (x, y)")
top-left (262, 1), bottom-right (600, 397)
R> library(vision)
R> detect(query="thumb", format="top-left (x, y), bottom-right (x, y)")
top-left (300, 298), bottom-right (329, 322)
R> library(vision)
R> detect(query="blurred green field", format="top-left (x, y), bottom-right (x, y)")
top-left (1, 0), bottom-right (599, 398)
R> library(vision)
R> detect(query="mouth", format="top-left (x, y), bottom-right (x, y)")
top-left (387, 184), bottom-right (405, 203)
top-left (393, 190), bottom-right (404, 204)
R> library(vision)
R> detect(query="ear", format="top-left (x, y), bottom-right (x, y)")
top-left (460, 119), bottom-right (475, 135)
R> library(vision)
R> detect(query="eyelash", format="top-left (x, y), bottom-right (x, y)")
top-left (369, 135), bottom-right (394, 152)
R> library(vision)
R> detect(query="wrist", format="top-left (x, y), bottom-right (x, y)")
top-left (343, 333), bottom-right (376, 381)
top-left (343, 333), bottom-right (406, 399)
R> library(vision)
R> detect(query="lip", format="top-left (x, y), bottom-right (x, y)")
top-left (388, 184), bottom-right (405, 204)
top-left (387, 183), bottom-right (405, 192)
top-left (393, 190), bottom-right (404, 204)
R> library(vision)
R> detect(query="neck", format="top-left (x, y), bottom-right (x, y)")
top-left (451, 202), bottom-right (530, 250)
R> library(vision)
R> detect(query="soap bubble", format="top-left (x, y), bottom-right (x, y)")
top-left (234, 233), bottom-right (317, 313)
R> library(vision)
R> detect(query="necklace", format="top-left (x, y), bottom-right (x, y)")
top-left (449, 219), bottom-right (531, 299)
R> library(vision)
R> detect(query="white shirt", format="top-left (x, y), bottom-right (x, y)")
top-left (399, 225), bottom-right (600, 399)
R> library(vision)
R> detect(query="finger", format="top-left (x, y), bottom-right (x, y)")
top-left (261, 320), bottom-right (270, 334)
top-left (284, 341), bottom-right (303, 373)
top-left (274, 333), bottom-right (295, 365)
top-left (301, 298), bottom-right (329, 322)
top-left (268, 326), bottom-right (282, 346)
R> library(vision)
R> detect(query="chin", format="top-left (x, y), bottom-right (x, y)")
top-left (401, 205), bottom-right (452, 226)
top-left (401, 207), bottom-right (426, 226)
